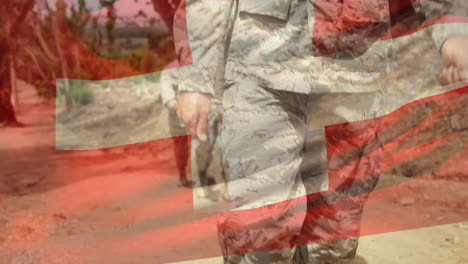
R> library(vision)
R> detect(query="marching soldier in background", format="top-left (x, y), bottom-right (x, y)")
top-left (160, 62), bottom-right (224, 197)
top-left (160, 63), bottom-right (191, 188)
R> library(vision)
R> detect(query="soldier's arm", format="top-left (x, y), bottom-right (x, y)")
top-left (175, 0), bottom-right (231, 95)
top-left (411, 0), bottom-right (468, 84)
top-left (173, 0), bottom-right (232, 141)
top-left (160, 64), bottom-right (179, 112)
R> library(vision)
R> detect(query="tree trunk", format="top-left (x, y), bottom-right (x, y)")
top-left (0, 0), bottom-right (34, 126)
top-left (10, 60), bottom-right (18, 108)
top-left (53, 17), bottom-right (73, 111)
top-left (0, 58), bottom-right (19, 125)
top-left (25, 47), bottom-right (48, 81)
top-left (151, 0), bottom-right (181, 33)
top-left (31, 23), bottom-right (59, 62)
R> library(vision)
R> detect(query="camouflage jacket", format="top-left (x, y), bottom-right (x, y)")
top-left (176, 0), bottom-right (467, 95)
top-left (160, 62), bottom-right (223, 115)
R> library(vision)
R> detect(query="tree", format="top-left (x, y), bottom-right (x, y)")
top-left (100, 0), bottom-right (117, 58)
top-left (151, 0), bottom-right (181, 33)
top-left (0, 0), bottom-right (34, 126)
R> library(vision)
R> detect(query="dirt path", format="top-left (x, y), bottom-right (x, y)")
top-left (0, 80), bottom-right (225, 264)
top-left (1, 80), bottom-right (467, 264)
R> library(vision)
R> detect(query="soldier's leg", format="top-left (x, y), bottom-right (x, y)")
top-left (196, 113), bottom-right (219, 186)
top-left (191, 140), bottom-right (203, 196)
top-left (295, 173), bottom-right (379, 264)
top-left (173, 136), bottom-right (191, 186)
top-left (169, 111), bottom-right (191, 186)
top-left (192, 114), bottom-right (219, 197)
top-left (218, 77), bottom-right (309, 263)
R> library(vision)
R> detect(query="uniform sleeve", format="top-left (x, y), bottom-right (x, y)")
top-left (412, 0), bottom-right (468, 51)
top-left (160, 66), bottom-right (179, 110)
top-left (173, 0), bottom-right (232, 95)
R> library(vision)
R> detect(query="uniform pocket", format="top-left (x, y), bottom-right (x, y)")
top-left (238, 0), bottom-right (292, 20)
top-left (222, 82), bottom-right (239, 111)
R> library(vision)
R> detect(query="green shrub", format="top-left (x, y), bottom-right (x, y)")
top-left (144, 71), bottom-right (161, 83)
top-left (71, 83), bottom-right (93, 105)
top-left (127, 74), bottom-right (145, 84)
top-left (99, 80), bottom-right (110, 88)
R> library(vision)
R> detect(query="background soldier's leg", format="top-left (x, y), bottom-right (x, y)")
top-left (169, 112), bottom-right (191, 186)
top-left (172, 135), bottom-right (190, 186)
top-left (196, 114), bottom-right (218, 186)
top-left (218, 77), bottom-right (309, 263)
top-left (192, 114), bottom-right (219, 197)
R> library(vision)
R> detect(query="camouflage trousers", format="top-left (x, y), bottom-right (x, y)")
top-left (218, 76), bottom-right (380, 263)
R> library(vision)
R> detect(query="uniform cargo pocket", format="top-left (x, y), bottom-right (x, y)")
top-left (238, 0), bottom-right (292, 20)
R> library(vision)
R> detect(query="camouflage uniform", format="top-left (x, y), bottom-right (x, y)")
top-left (160, 65), bottom-right (222, 190)
top-left (176, 0), bottom-right (467, 263)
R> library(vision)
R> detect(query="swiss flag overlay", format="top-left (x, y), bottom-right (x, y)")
top-left (1, 0), bottom-right (467, 263)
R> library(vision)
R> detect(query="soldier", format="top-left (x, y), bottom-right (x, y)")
top-left (160, 62), bottom-right (223, 197)
top-left (174, 0), bottom-right (468, 263)
top-left (160, 63), bottom-right (191, 188)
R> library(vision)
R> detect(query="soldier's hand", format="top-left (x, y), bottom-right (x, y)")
top-left (177, 92), bottom-right (211, 142)
top-left (439, 35), bottom-right (468, 85)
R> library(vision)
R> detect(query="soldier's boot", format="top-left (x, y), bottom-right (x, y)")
top-left (178, 169), bottom-right (192, 188)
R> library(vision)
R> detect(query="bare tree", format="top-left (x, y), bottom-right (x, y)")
top-left (0, 0), bottom-right (34, 126)
top-left (151, 0), bottom-right (181, 33)
top-left (53, 15), bottom-right (74, 111)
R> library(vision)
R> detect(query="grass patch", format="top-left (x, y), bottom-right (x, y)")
top-left (71, 82), bottom-right (94, 105)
